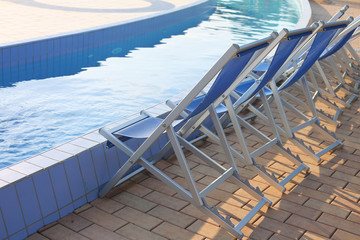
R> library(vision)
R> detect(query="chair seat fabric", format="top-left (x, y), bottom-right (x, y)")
top-left (234, 79), bottom-right (272, 96)
top-left (117, 117), bottom-right (164, 139)
top-left (186, 96), bottom-right (228, 114)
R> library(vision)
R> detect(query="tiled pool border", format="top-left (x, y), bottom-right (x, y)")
top-left (0, 0), bottom-right (311, 239)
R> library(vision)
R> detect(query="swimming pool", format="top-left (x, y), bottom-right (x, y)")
top-left (0, 0), bottom-right (300, 168)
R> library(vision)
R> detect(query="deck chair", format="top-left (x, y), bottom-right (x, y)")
top-left (309, 17), bottom-right (360, 109)
top-left (263, 20), bottom-right (353, 163)
top-left (166, 26), bottom-right (319, 193)
top-left (98, 33), bottom-right (286, 238)
top-left (246, 6), bottom-right (351, 127)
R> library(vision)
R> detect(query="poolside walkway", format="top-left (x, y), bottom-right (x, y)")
top-left (27, 1), bottom-right (360, 240)
top-left (0, 0), bottom-right (198, 45)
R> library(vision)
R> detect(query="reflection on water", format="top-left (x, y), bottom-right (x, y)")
top-left (0, 0), bottom-right (299, 167)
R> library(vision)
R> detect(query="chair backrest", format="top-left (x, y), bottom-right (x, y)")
top-left (186, 41), bottom-right (270, 119)
top-left (278, 19), bottom-right (352, 91)
top-left (319, 17), bottom-right (360, 60)
top-left (235, 27), bottom-right (316, 105)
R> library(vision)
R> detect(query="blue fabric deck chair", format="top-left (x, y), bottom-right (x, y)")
top-left (241, 6), bottom-right (351, 127)
top-left (98, 33), bottom-right (286, 238)
top-left (263, 20), bottom-right (353, 163)
top-left (309, 17), bottom-right (360, 110)
top-left (167, 26), bottom-right (319, 193)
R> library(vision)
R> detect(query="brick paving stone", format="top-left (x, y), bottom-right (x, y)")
top-left (180, 204), bottom-right (219, 225)
top-left (332, 229), bottom-right (360, 240)
top-left (91, 198), bottom-right (125, 214)
top-left (80, 224), bottom-right (128, 240)
top-left (186, 220), bottom-right (236, 240)
top-left (303, 198), bottom-right (350, 218)
top-left (79, 207), bottom-right (127, 231)
top-left (153, 222), bottom-right (204, 240)
top-left (144, 191), bottom-right (189, 211)
top-left (280, 191), bottom-right (309, 205)
top-left (331, 196), bottom-right (360, 213)
top-left (291, 185), bottom-right (335, 203)
top-left (261, 207), bottom-right (292, 222)
top-left (139, 177), bottom-right (177, 196)
top-left (148, 205), bottom-right (196, 228)
top-left (254, 216), bottom-right (304, 239)
top-left (268, 233), bottom-right (293, 240)
top-left (318, 212), bottom-right (360, 236)
top-left (58, 213), bottom-right (92, 232)
top-left (285, 215), bottom-right (335, 238)
top-left (347, 212), bottom-right (360, 223)
top-left (114, 206), bottom-right (163, 230)
top-left (112, 192), bottom-right (157, 212)
top-left (274, 199), bottom-right (322, 220)
top-left (116, 223), bottom-right (167, 240)
top-left (26, 233), bottom-right (50, 240)
top-left (74, 203), bottom-right (92, 214)
top-left (299, 231), bottom-right (330, 240)
top-left (120, 181), bottom-right (153, 197)
top-left (41, 224), bottom-right (89, 240)
top-left (318, 184), bottom-right (360, 202)
top-left (241, 225), bottom-right (274, 240)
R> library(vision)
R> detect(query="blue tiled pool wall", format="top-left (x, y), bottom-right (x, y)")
top-left (0, 116), bottom-right (206, 240)
top-left (0, 1), bottom-right (216, 239)
top-left (0, 0), bottom-right (215, 88)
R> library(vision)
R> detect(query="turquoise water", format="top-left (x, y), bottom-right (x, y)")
top-left (0, 0), bottom-right (300, 167)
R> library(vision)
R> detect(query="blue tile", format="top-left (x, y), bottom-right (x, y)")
top-left (0, 48), bottom-right (2, 68)
top-left (47, 40), bottom-right (54, 59)
top-left (59, 204), bottom-right (74, 218)
top-left (27, 220), bottom-right (44, 236)
top-left (10, 47), bottom-right (19, 67)
top-left (16, 178), bottom-right (42, 226)
top-left (72, 35), bottom-right (80, 52)
top-left (9, 229), bottom-right (28, 240)
top-left (86, 190), bottom-right (98, 202)
top-left (64, 157), bottom-right (85, 200)
top-left (0, 186), bottom-right (25, 235)
top-left (18, 65), bottom-right (26, 82)
top-left (33, 43), bottom-right (41, 62)
top-left (0, 208), bottom-right (7, 239)
top-left (77, 151), bottom-right (98, 193)
top-left (8, 229), bottom-right (27, 240)
top-left (90, 145), bottom-right (109, 186)
top-left (116, 148), bottom-right (129, 167)
top-left (2, 48), bottom-right (10, 68)
top-left (137, 139), bottom-right (151, 160)
top-left (158, 134), bottom-right (169, 149)
top-left (77, 34), bottom-right (85, 52)
top-left (32, 170), bottom-right (58, 217)
top-left (40, 59), bottom-right (48, 79)
top-left (53, 38), bottom-right (61, 57)
top-left (10, 65), bottom-right (19, 84)
top-left (104, 144), bottom-right (120, 177)
top-left (73, 197), bottom-right (87, 210)
top-left (43, 212), bottom-right (59, 225)
top-left (17, 45), bottom-right (26, 65)
top-left (40, 41), bottom-right (48, 61)
top-left (25, 44), bottom-right (34, 64)
top-left (49, 164), bottom-right (72, 209)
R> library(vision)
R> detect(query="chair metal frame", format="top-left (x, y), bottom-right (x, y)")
top-left (98, 33), bottom-right (287, 238)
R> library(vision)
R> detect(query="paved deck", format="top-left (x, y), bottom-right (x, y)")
top-left (0, 0), bottom-right (198, 45)
top-left (26, 1), bottom-right (360, 240)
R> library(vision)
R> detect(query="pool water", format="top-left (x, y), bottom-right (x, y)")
top-left (0, 0), bottom-right (300, 167)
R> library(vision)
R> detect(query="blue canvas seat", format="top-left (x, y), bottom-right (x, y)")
top-left (98, 33), bottom-right (287, 238)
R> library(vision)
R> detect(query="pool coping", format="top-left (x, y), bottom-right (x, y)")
top-left (0, 0), bottom-right (312, 239)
